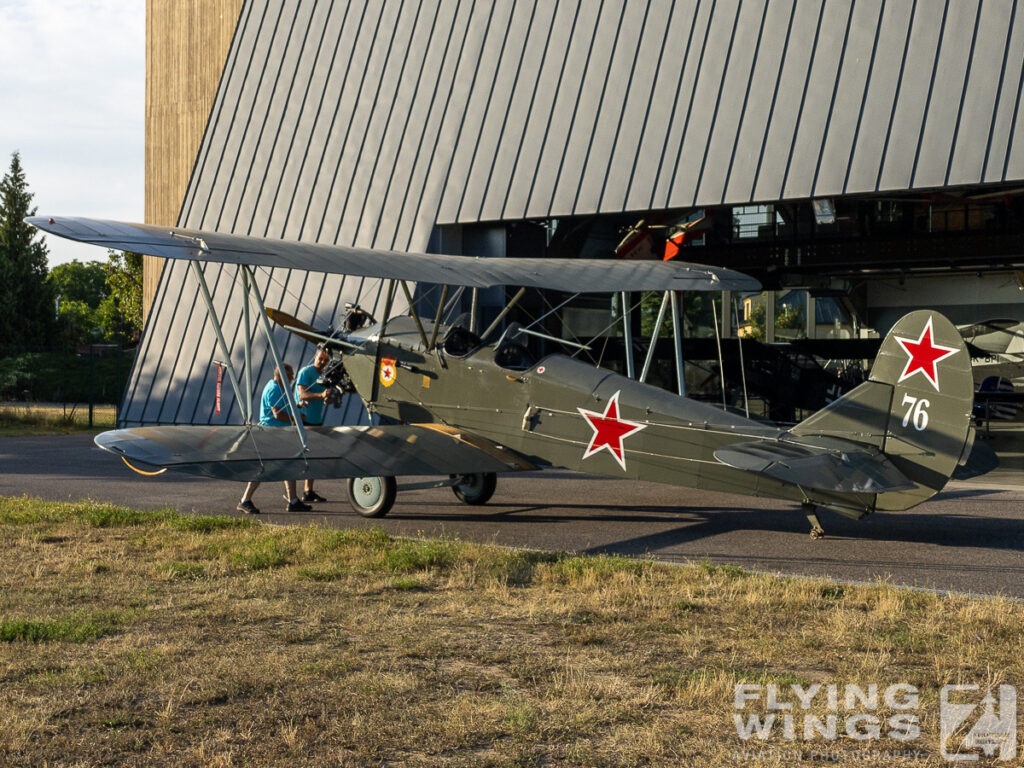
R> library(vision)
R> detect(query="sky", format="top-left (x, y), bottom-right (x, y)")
top-left (0, 0), bottom-right (144, 268)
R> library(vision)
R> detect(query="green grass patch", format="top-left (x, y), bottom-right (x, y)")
top-left (164, 513), bottom-right (255, 532)
top-left (313, 526), bottom-right (391, 552)
top-left (229, 536), bottom-right (290, 571)
top-left (160, 561), bottom-right (205, 580)
top-left (697, 560), bottom-right (749, 579)
top-left (0, 496), bottom-right (249, 533)
top-left (388, 576), bottom-right (424, 590)
top-left (821, 584), bottom-right (846, 600)
top-left (295, 563), bottom-right (350, 582)
top-left (546, 554), bottom-right (650, 584)
top-left (475, 549), bottom-right (558, 586)
top-left (384, 539), bottom-right (458, 573)
top-left (0, 614), bottom-right (121, 643)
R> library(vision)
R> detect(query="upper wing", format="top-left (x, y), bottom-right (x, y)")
top-left (96, 423), bottom-right (535, 482)
top-left (28, 217), bottom-right (760, 293)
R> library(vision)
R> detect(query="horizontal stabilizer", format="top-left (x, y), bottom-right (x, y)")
top-left (714, 436), bottom-right (915, 494)
top-left (95, 424), bottom-right (533, 482)
top-left (28, 217), bottom-right (760, 294)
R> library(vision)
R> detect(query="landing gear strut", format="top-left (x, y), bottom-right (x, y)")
top-left (803, 502), bottom-right (825, 539)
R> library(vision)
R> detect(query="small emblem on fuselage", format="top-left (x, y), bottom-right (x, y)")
top-left (379, 357), bottom-right (397, 387)
top-left (577, 390), bottom-right (647, 471)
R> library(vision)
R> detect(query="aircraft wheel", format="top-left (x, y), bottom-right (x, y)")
top-left (451, 472), bottom-right (497, 505)
top-left (347, 476), bottom-right (397, 517)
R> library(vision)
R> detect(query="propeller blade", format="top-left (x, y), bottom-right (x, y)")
top-left (265, 307), bottom-right (324, 346)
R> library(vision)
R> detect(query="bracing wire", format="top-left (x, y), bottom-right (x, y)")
top-left (732, 294), bottom-right (750, 417)
top-left (711, 295), bottom-right (727, 410)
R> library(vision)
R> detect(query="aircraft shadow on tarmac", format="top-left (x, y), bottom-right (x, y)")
top-left (296, 492), bottom-right (1024, 553)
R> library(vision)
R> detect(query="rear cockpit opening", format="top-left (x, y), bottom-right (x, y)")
top-left (494, 323), bottom-right (537, 370)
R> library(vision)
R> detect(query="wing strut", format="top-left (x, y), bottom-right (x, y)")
top-left (711, 296), bottom-right (726, 409)
top-left (731, 294), bottom-right (750, 417)
top-left (189, 260), bottom-right (246, 417)
top-left (244, 265), bottom-right (309, 455)
top-left (640, 292), bottom-right (670, 384)
top-left (482, 287), bottom-right (527, 340)
top-left (240, 267), bottom-right (254, 423)
top-left (621, 292), bottom-right (635, 379)
top-left (428, 285), bottom-right (449, 350)
top-left (399, 280), bottom-right (429, 349)
top-left (670, 291), bottom-right (686, 396)
top-left (371, 280), bottom-right (399, 404)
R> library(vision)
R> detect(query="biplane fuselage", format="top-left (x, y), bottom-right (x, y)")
top-left (344, 317), bottom-right (900, 520)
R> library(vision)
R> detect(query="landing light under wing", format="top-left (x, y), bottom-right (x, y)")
top-left (28, 217), bottom-right (760, 293)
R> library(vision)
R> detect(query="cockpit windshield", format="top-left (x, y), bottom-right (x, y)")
top-left (494, 323), bottom-right (536, 370)
top-left (441, 314), bottom-right (483, 358)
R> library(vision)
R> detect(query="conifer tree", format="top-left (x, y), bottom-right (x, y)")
top-left (0, 152), bottom-right (53, 351)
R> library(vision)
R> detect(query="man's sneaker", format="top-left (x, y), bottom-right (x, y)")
top-left (237, 500), bottom-right (260, 515)
top-left (302, 491), bottom-right (327, 503)
top-left (287, 499), bottom-right (312, 513)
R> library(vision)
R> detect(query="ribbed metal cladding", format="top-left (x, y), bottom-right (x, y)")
top-left (125, 0), bottom-right (1024, 426)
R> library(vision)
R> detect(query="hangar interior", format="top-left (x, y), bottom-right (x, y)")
top-left (137, 0), bottom-right (1024, 444)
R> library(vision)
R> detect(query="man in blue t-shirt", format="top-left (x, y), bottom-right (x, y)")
top-left (237, 363), bottom-right (312, 514)
top-left (294, 347), bottom-right (332, 503)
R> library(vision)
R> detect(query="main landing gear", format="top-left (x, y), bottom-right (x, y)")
top-left (803, 502), bottom-right (825, 539)
top-left (347, 476), bottom-right (398, 517)
top-left (345, 472), bottom-right (498, 517)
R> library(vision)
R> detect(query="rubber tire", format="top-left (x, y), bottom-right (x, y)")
top-left (451, 472), bottom-right (497, 505)
top-left (346, 476), bottom-right (397, 517)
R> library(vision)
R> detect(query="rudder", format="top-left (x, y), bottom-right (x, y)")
top-left (792, 310), bottom-right (974, 512)
top-left (869, 310), bottom-right (974, 510)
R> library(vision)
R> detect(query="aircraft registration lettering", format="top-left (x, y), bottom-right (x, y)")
top-left (577, 390), bottom-right (647, 471)
top-left (379, 357), bottom-right (397, 387)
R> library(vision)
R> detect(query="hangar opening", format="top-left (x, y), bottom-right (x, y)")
top-left (138, 0), bottom-right (1024, 470)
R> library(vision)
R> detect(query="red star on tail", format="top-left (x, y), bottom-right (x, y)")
top-left (577, 391), bottom-right (648, 471)
top-left (893, 315), bottom-right (959, 391)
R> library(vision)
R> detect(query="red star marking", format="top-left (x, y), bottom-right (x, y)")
top-left (577, 390), bottom-right (647, 471)
top-left (893, 315), bottom-right (959, 391)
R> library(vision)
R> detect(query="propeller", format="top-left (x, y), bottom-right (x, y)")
top-left (264, 307), bottom-right (363, 351)
top-left (265, 307), bottom-right (329, 345)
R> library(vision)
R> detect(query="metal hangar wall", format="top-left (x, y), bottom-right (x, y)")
top-left (130, 0), bottom-right (1024, 426)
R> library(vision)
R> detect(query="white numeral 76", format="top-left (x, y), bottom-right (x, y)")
top-left (901, 394), bottom-right (930, 431)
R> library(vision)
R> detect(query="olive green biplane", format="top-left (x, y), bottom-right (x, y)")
top-left (30, 217), bottom-right (992, 537)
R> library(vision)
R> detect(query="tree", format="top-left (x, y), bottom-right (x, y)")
top-left (47, 260), bottom-right (107, 308)
top-left (0, 152), bottom-right (53, 352)
top-left (102, 250), bottom-right (143, 342)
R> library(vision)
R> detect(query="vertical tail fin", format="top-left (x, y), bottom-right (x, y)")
top-left (793, 310), bottom-right (974, 511)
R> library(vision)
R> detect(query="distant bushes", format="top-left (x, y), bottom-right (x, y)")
top-left (0, 349), bottom-right (135, 403)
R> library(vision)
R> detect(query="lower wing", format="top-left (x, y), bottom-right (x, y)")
top-left (96, 423), bottom-right (534, 481)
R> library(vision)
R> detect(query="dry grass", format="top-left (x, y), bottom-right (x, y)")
top-left (0, 403), bottom-right (117, 435)
top-left (0, 496), bottom-right (1020, 767)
